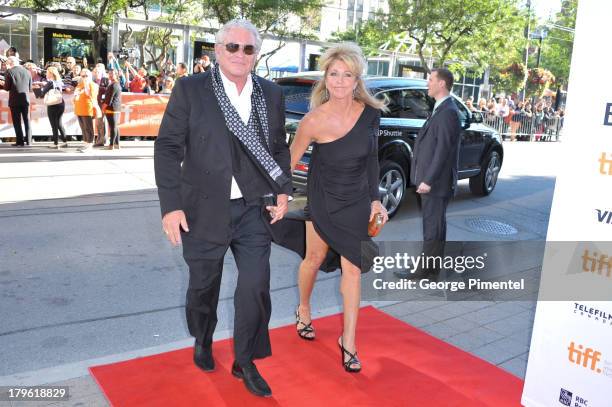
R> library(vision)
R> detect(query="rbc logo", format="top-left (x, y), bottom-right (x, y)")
top-left (559, 388), bottom-right (572, 406)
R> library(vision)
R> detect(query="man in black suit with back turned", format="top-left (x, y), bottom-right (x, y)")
top-left (3, 56), bottom-right (32, 147)
top-left (154, 19), bottom-right (291, 398)
top-left (403, 68), bottom-right (461, 279)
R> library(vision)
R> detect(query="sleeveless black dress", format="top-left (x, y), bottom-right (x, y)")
top-left (271, 104), bottom-right (381, 273)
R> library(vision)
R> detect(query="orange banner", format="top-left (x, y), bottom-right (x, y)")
top-left (0, 91), bottom-right (169, 138)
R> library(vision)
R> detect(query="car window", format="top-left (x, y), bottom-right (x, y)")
top-left (278, 81), bottom-right (314, 115)
top-left (379, 89), bottom-right (434, 119)
top-left (452, 97), bottom-right (469, 125)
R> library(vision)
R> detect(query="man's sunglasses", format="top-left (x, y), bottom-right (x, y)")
top-left (223, 43), bottom-right (256, 55)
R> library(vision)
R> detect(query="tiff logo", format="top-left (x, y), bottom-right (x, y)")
top-left (599, 152), bottom-right (612, 175)
top-left (582, 249), bottom-right (612, 278)
top-left (568, 342), bottom-right (603, 373)
top-left (596, 209), bottom-right (612, 224)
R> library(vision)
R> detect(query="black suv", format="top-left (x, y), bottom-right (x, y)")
top-left (278, 74), bottom-right (503, 217)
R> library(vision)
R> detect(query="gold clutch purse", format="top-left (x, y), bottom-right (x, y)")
top-left (368, 213), bottom-right (384, 237)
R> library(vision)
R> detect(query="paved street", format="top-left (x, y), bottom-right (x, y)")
top-left (0, 140), bottom-right (559, 406)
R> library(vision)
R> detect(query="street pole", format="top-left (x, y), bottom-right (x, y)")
top-left (536, 36), bottom-right (543, 69)
top-left (521, 0), bottom-right (531, 101)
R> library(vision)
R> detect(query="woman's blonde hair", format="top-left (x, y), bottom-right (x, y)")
top-left (310, 42), bottom-right (386, 111)
top-left (46, 66), bottom-right (62, 81)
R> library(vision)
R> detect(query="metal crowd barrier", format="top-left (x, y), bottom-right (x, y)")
top-left (480, 111), bottom-right (563, 142)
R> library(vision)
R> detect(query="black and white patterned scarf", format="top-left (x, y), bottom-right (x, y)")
top-left (211, 63), bottom-right (288, 188)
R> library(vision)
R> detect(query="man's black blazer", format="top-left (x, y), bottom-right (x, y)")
top-left (154, 71), bottom-right (291, 244)
top-left (410, 97), bottom-right (462, 198)
top-left (4, 65), bottom-right (32, 107)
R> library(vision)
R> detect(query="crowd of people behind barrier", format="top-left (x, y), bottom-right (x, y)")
top-left (1, 43), bottom-right (565, 149)
top-left (0, 46), bottom-right (212, 151)
top-left (464, 95), bottom-right (565, 142)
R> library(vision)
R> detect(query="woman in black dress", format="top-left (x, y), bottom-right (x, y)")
top-left (289, 43), bottom-right (388, 372)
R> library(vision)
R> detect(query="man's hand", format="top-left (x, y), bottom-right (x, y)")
top-left (266, 194), bottom-right (289, 224)
top-left (416, 182), bottom-right (431, 194)
top-left (162, 210), bottom-right (189, 246)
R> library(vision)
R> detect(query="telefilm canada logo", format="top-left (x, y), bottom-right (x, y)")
top-left (573, 303), bottom-right (612, 329)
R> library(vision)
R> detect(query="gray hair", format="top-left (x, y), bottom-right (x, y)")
top-left (215, 19), bottom-right (262, 51)
top-left (6, 56), bottom-right (19, 67)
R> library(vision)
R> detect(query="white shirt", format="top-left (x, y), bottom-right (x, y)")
top-left (219, 68), bottom-right (253, 199)
top-left (433, 95), bottom-right (451, 115)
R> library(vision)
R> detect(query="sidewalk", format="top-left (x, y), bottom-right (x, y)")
top-left (0, 299), bottom-right (535, 406)
top-left (0, 141), bottom-right (545, 406)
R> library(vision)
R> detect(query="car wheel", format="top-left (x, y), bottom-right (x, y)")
top-left (379, 161), bottom-right (406, 218)
top-left (469, 150), bottom-right (501, 196)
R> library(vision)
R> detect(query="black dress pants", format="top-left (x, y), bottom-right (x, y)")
top-left (10, 104), bottom-right (31, 145)
top-left (106, 112), bottom-right (120, 146)
top-left (419, 193), bottom-right (451, 272)
top-left (181, 199), bottom-right (272, 366)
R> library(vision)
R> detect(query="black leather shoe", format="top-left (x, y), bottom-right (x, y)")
top-left (193, 343), bottom-right (215, 372)
top-left (231, 361), bottom-right (272, 397)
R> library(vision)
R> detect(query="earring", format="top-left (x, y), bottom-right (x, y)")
top-left (324, 88), bottom-right (329, 100)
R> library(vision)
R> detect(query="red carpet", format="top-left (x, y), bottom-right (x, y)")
top-left (90, 306), bottom-right (524, 406)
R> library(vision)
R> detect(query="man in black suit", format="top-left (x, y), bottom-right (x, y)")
top-left (3, 56), bottom-right (32, 146)
top-left (154, 19), bottom-right (291, 398)
top-left (406, 68), bottom-right (461, 278)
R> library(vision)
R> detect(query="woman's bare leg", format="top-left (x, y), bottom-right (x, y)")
top-left (297, 221), bottom-right (329, 338)
top-left (339, 256), bottom-right (361, 369)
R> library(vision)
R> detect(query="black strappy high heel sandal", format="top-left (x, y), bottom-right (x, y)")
top-left (295, 306), bottom-right (315, 340)
top-left (338, 336), bottom-right (361, 373)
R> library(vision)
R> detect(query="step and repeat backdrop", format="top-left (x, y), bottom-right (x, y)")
top-left (522, 1), bottom-right (612, 407)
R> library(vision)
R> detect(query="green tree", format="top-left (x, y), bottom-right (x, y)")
top-left (537, 0), bottom-right (576, 86)
top-left (329, 19), bottom-right (393, 56)
top-left (204, 0), bottom-right (321, 73)
top-left (122, 0), bottom-right (206, 73)
top-left (14, 0), bottom-right (130, 61)
top-left (387, 0), bottom-right (527, 75)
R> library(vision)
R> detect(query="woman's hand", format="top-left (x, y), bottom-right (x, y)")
top-left (370, 200), bottom-right (388, 224)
